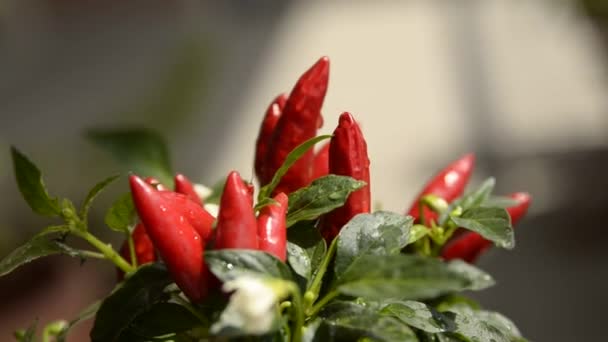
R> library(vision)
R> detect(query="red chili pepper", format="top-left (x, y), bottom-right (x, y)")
top-left (117, 223), bottom-right (157, 281)
top-left (257, 192), bottom-right (288, 261)
top-left (214, 171), bottom-right (258, 250)
top-left (265, 57), bottom-right (330, 194)
top-left (255, 94), bottom-right (287, 185)
top-left (311, 142), bottom-right (330, 181)
top-left (129, 175), bottom-right (210, 302)
top-left (441, 192), bottom-right (531, 263)
top-left (157, 191), bottom-right (214, 242)
top-left (144, 177), bottom-right (168, 191)
top-left (406, 153), bottom-right (475, 225)
top-left (174, 173), bottom-right (203, 205)
top-left (320, 112), bottom-right (371, 242)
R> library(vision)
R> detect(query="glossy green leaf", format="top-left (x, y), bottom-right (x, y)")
top-left (87, 129), bottom-right (173, 186)
top-left (205, 249), bottom-right (292, 282)
top-left (439, 178), bottom-right (495, 225)
top-left (334, 211), bottom-right (412, 278)
top-left (80, 174), bottom-right (120, 220)
top-left (446, 260), bottom-right (495, 291)
top-left (482, 196), bottom-right (519, 209)
top-left (258, 135), bottom-right (331, 201)
top-left (286, 175), bottom-right (366, 227)
top-left (336, 254), bottom-right (471, 301)
top-left (11, 147), bottom-right (60, 217)
top-left (125, 302), bottom-right (200, 338)
top-left (442, 305), bottom-right (521, 342)
top-left (90, 264), bottom-right (172, 342)
top-left (450, 207), bottom-right (514, 249)
top-left (287, 242), bottom-right (311, 290)
top-left (0, 233), bottom-right (77, 277)
top-left (380, 300), bottom-right (455, 333)
top-left (320, 301), bottom-right (418, 342)
top-left (287, 221), bottom-right (327, 288)
top-left (105, 193), bottom-right (136, 233)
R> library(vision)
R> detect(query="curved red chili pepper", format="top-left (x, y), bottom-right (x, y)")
top-left (257, 192), bottom-right (288, 261)
top-left (157, 191), bottom-right (214, 242)
top-left (311, 142), bottom-right (330, 181)
top-left (117, 223), bottom-right (157, 281)
top-left (255, 94), bottom-right (287, 185)
top-left (129, 175), bottom-right (210, 302)
top-left (266, 57), bottom-right (330, 195)
top-left (320, 113), bottom-right (371, 241)
top-left (441, 192), bottom-right (531, 263)
top-left (214, 171), bottom-right (258, 250)
top-left (174, 173), bottom-right (203, 205)
top-left (407, 153), bottom-right (475, 225)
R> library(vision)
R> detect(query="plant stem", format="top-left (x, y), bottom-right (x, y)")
top-left (306, 290), bottom-right (338, 319)
top-left (72, 230), bottom-right (134, 274)
top-left (78, 250), bottom-right (107, 259)
top-left (304, 237), bottom-right (338, 311)
top-left (128, 233), bottom-right (137, 267)
top-left (288, 283), bottom-right (304, 342)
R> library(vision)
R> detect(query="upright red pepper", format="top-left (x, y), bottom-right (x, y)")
top-left (157, 191), bottom-right (214, 241)
top-left (174, 173), bottom-right (203, 205)
top-left (320, 113), bottom-right (371, 242)
top-left (255, 94), bottom-right (287, 185)
top-left (214, 171), bottom-right (258, 250)
top-left (265, 57), bottom-right (330, 195)
top-left (257, 192), bottom-right (288, 261)
top-left (311, 142), bottom-right (330, 181)
top-left (129, 175), bottom-right (210, 302)
top-left (441, 192), bottom-right (531, 263)
top-left (406, 153), bottom-right (475, 225)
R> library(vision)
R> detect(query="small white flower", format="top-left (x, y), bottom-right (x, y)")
top-left (193, 183), bottom-right (212, 200)
top-left (211, 276), bottom-right (288, 335)
top-left (203, 203), bottom-right (219, 218)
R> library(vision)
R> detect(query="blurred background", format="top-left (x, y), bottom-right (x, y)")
top-left (1, 0), bottom-right (607, 340)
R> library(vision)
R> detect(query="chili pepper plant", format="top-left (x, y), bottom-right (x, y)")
top-left (2, 57), bottom-right (531, 342)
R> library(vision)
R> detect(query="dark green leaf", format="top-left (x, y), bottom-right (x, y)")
top-left (321, 301), bottom-right (418, 342)
top-left (286, 175), bottom-right (366, 227)
top-left (446, 260), bottom-right (495, 291)
top-left (11, 147), bottom-right (60, 216)
top-left (287, 242), bottom-right (311, 290)
top-left (380, 300), bottom-right (455, 333)
top-left (442, 305), bottom-right (521, 342)
top-left (439, 178), bottom-right (495, 225)
top-left (450, 208), bottom-right (514, 249)
top-left (287, 221), bottom-right (327, 288)
top-left (105, 193), bottom-right (136, 233)
top-left (0, 233), bottom-right (77, 277)
top-left (87, 129), bottom-right (173, 186)
top-left (205, 249), bottom-right (292, 282)
top-left (335, 211), bottom-right (413, 278)
top-left (90, 264), bottom-right (172, 342)
top-left (336, 254), bottom-right (471, 301)
top-left (126, 302), bottom-right (200, 338)
top-left (258, 135), bottom-right (331, 201)
top-left (80, 174), bottom-right (120, 220)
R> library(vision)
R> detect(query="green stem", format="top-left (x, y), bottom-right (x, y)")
top-left (418, 201), bottom-right (427, 226)
top-left (72, 230), bottom-right (134, 274)
top-left (306, 290), bottom-right (338, 319)
top-left (79, 250), bottom-right (107, 259)
top-left (305, 237), bottom-right (338, 311)
top-left (128, 233), bottom-right (137, 267)
top-left (288, 284), bottom-right (304, 342)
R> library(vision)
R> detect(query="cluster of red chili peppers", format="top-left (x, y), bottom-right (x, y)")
top-left (121, 56), bottom-right (530, 303)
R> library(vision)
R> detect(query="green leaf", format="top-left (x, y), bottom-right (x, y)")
top-left (125, 302), bottom-right (200, 338)
top-left (11, 147), bottom-right (60, 216)
top-left (258, 135), bottom-right (332, 201)
top-left (205, 249), bottom-right (293, 282)
top-left (56, 301), bottom-right (101, 342)
top-left (90, 264), bottom-right (172, 342)
top-left (80, 174), bottom-right (120, 220)
top-left (0, 233), bottom-right (76, 277)
top-left (446, 260), bottom-right (495, 291)
top-left (286, 175), bottom-right (366, 227)
top-left (336, 254), bottom-right (471, 301)
top-left (482, 196), bottom-right (519, 209)
top-left (335, 211), bottom-right (413, 278)
top-left (105, 193), bottom-right (136, 233)
top-left (450, 207), bottom-right (514, 249)
top-left (439, 178), bottom-right (495, 225)
top-left (287, 221), bottom-right (327, 288)
top-left (380, 300), bottom-right (455, 333)
top-left (87, 129), bottom-right (173, 186)
top-left (287, 242), bottom-right (311, 290)
top-left (320, 301), bottom-right (418, 342)
top-left (442, 305), bottom-right (521, 342)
